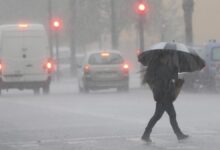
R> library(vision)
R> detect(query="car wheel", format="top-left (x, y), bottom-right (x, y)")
top-left (42, 84), bottom-right (50, 95)
top-left (33, 88), bottom-right (40, 95)
top-left (123, 85), bottom-right (129, 92)
top-left (83, 81), bottom-right (89, 93)
top-left (117, 86), bottom-right (129, 92)
top-left (84, 86), bottom-right (89, 93)
top-left (78, 84), bottom-right (83, 93)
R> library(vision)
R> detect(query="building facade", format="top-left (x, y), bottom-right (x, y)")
top-left (193, 0), bottom-right (220, 45)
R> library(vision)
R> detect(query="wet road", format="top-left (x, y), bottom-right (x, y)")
top-left (0, 79), bottom-right (220, 150)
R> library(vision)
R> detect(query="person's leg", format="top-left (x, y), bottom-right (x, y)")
top-left (142, 102), bottom-right (165, 141)
top-left (165, 103), bottom-right (189, 140)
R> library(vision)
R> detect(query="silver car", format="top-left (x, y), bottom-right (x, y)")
top-left (77, 50), bottom-right (129, 93)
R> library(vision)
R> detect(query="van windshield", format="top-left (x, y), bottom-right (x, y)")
top-left (88, 53), bottom-right (123, 65)
top-left (212, 47), bottom-right (220, 61)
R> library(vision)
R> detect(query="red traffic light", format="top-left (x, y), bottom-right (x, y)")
top-left (50, 18), bottom-right (63, 31)
top-left (53, 21), bottom-right (60, 28)
top-left (138, 4), bottom-right (146, 11)
top-left (135, 1), bottom-right (149, 15)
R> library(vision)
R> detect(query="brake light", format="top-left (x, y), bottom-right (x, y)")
top-left (123, 64), bottom-right (129, 69)
top-left (0, 61), bottom-right (3, 74)
top-left (44, 58), bottom-right (56, 73)
top-left (122, 63), bottom-right (129, 74)
top-left (46, 62), bottom-right (52, 70)
top-left (0, 64), bottom-right (2, 70)
top-left (84, 64), bottom-right (90, 74)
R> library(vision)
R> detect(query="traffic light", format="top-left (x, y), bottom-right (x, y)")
top-left (135, 1), bottom-right (149, 15)
top-left (50, 18), bottom-right (63, 31)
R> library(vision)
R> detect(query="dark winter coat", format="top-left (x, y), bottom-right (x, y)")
top-left (143, 62), bottom-right (181, 103)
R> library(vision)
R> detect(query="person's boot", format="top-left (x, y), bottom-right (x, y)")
top-left (177, 134), bottom-right (189, 140)
top-left (141, 132), bottom-right (152, 143)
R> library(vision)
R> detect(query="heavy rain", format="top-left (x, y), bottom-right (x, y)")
top-left (0, 0), bottom-right (220, 150)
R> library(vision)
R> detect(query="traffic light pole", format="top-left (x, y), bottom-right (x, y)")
top-left (138, 15), bottom-right (145, 84)
top-left (48, 0), bottom-right (53, 57)
top-left (135, 0), bottom-right (149, 85)
top-left (50, 18), bottom-right (62, 80)
top-left (55, 32), bottom-right (60, 80)
top-left (139, 16), bottom-right (145, 52)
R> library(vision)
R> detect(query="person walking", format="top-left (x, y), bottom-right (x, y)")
top-left (141, 53), bottom-right (189, 143)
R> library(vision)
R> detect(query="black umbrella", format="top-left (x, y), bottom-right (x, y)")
top-left (138, 42), bottom-right (205, 72)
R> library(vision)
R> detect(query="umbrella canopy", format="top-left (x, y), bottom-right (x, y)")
top-left (138, 42), bottom-right (205, 72)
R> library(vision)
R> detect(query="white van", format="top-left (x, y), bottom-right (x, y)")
top-left (0, 24), bottom-right (55, 94)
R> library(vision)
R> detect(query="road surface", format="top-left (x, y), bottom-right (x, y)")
top-left (0, 78), bottom-right (220, 150)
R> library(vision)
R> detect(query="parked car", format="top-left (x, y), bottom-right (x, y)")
top-left (183, 41), bottom-right (220, 91)
top-left (199, 41), bottom-right (220, 91)
top-left (77, 50), bottom-right (129, 93)
top-left (0, 24), bottom-right (55, 95)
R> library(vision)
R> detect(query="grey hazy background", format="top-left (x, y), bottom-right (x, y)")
top-left (0, 0), bottom-right (218, 75)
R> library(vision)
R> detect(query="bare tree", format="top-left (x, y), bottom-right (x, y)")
top-left (182, 0), bottom-right (194, 45)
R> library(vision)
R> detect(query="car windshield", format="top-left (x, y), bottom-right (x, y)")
top-left (88, 53), bottom-right (123, 65)
top-left (212, 47), bottom-right (220, 61)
